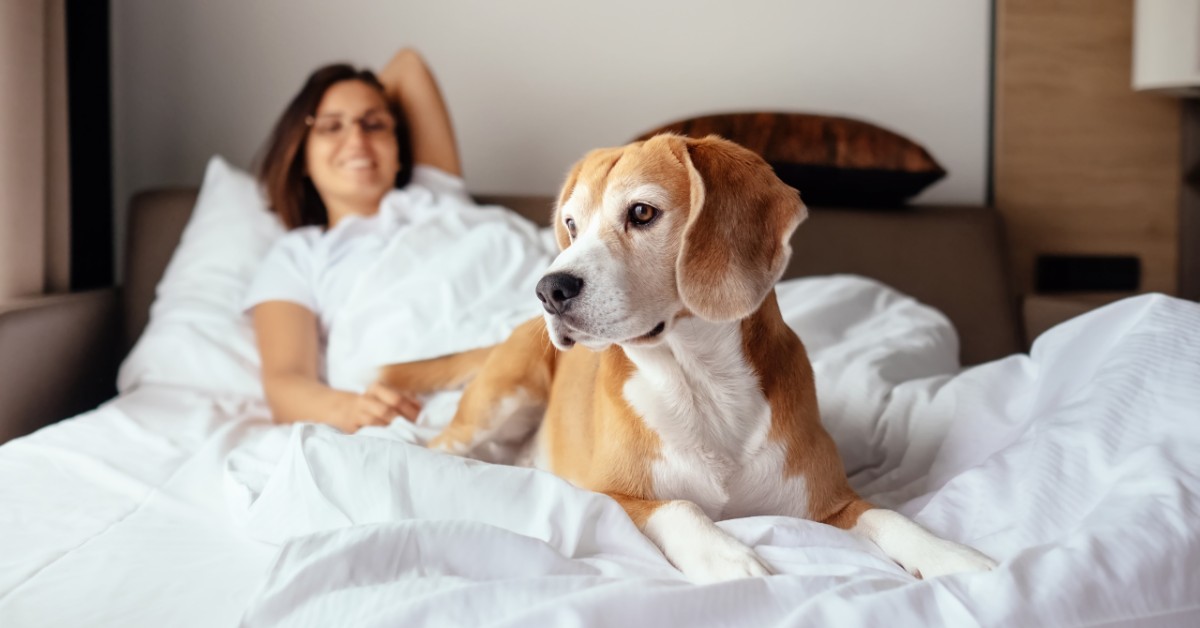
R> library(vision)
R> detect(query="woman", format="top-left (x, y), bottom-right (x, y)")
top-left (245, 48), bottom-right (462, 433)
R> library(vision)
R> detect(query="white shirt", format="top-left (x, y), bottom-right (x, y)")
top-left (242, 166), bottom-right (474, 355)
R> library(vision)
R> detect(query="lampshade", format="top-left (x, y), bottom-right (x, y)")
top-left (1132, 0), bottom-right (1200, 95)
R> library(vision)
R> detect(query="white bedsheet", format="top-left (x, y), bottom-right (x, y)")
top-left (326, 201), bottom-right (552, 391)
top-left (0, 387), bottom-right (280, 626)
top-left (3, 278), bottom-right (1198, 627)
top-left (232, 289), bottom-right (1200, 627)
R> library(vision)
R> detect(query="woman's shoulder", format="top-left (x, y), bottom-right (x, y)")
top-left (400, 164), bottom-right (471, 202)
top-left (259, 225), bottom-right (325, 266)
top-left (272, 225), bottom-right (324, 249)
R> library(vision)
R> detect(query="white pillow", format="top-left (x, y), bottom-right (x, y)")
top-left (118, 156), bottom-right (284, 398)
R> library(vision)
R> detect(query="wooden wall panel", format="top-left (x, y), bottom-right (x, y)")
top-left (995, 0), bottom-right (1181, 297)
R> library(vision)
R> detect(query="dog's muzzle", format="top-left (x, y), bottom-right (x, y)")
top-left (536, 272), bottom-right (584, 315)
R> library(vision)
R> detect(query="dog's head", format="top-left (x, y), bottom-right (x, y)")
top-left (536, 134), bottom-right (807, 351)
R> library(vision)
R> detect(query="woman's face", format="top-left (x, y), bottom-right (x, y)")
top-left (305, 80), bottom-right (400, 220)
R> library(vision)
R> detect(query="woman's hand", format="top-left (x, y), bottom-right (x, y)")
top-left (334, 382), bottom-right (424, 433)
top-left (253, 301), bottom-right (425, 433)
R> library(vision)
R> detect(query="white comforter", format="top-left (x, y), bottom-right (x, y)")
top-left (325, 200), bottom-right (552, 391)
top-left (2, 278), bottom-right (1198, 627)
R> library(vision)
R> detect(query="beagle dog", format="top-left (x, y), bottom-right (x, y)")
top-left (380, 134), bottom-right (997, 583)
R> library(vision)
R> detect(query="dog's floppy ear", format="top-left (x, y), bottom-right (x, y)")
top-left (675, 135), bottom-right (807, 322)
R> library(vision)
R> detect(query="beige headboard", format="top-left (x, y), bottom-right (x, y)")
top-left (125, 190), bottom-right (1020, 366)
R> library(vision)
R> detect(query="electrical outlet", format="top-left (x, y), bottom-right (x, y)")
top-left (1035, 255), bottom-right (1140, 292)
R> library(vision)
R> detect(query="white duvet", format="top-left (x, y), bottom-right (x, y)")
top-left (325, 197), bottom-right (553, 391)
top-left (3, 276), bottom-right (1199, 626)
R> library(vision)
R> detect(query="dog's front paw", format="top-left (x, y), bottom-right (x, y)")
top-left (900, 538), bottom-right (997, 579)
top-left (645, 501), bottom-right (773, 584)
top-left (855, 509), bottom-right (998, 580)
top-left (426, 433), bottom-right (469, 456)
top-left (675, 535), bottom-right (773, 584)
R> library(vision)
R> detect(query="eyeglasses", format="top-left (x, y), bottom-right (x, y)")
top-left (305, 113), bottom-right (396, 139)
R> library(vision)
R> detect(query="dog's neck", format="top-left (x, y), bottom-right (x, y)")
top-left (618, 305), bottom-right (774, 465)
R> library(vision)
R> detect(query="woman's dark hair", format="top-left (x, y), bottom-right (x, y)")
top-left (257, 64), bottom-right (413, 229)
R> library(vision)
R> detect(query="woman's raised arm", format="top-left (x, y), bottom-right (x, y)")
top-left (377, 48), bottom-right (462, 177)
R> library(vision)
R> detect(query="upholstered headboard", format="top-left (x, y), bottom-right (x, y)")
top-left (124, 190), bottom-right (1020, 366)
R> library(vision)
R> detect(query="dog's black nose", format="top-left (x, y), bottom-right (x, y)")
top-left (536, 272), bottom-right (584, 315)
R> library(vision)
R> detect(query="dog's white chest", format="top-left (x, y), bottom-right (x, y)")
top-left (623, 320), bottom-right (774, 520)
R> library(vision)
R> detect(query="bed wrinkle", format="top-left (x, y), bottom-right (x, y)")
top-left (1080, 602), bottom-right (1200, 628)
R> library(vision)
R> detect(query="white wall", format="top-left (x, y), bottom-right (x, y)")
top-left (112, 0), bottom-right (990, 272)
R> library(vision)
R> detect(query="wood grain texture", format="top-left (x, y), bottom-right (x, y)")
top-left (994, 0), bottom-right (1181, 296)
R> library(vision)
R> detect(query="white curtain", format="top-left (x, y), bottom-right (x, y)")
top-left (0, 0), bottom-right (69, 300)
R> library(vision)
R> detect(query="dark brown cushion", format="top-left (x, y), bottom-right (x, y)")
top-left (632, 112), bottom-right (946, 207)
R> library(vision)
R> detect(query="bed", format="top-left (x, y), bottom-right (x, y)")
top-left (2, 120), bottom-right (1198, 626)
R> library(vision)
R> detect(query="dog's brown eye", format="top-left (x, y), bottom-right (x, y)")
top-left (565, 217), bottom-right (577, 239)
top-left (628, 203), bottom-right (658, 227)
